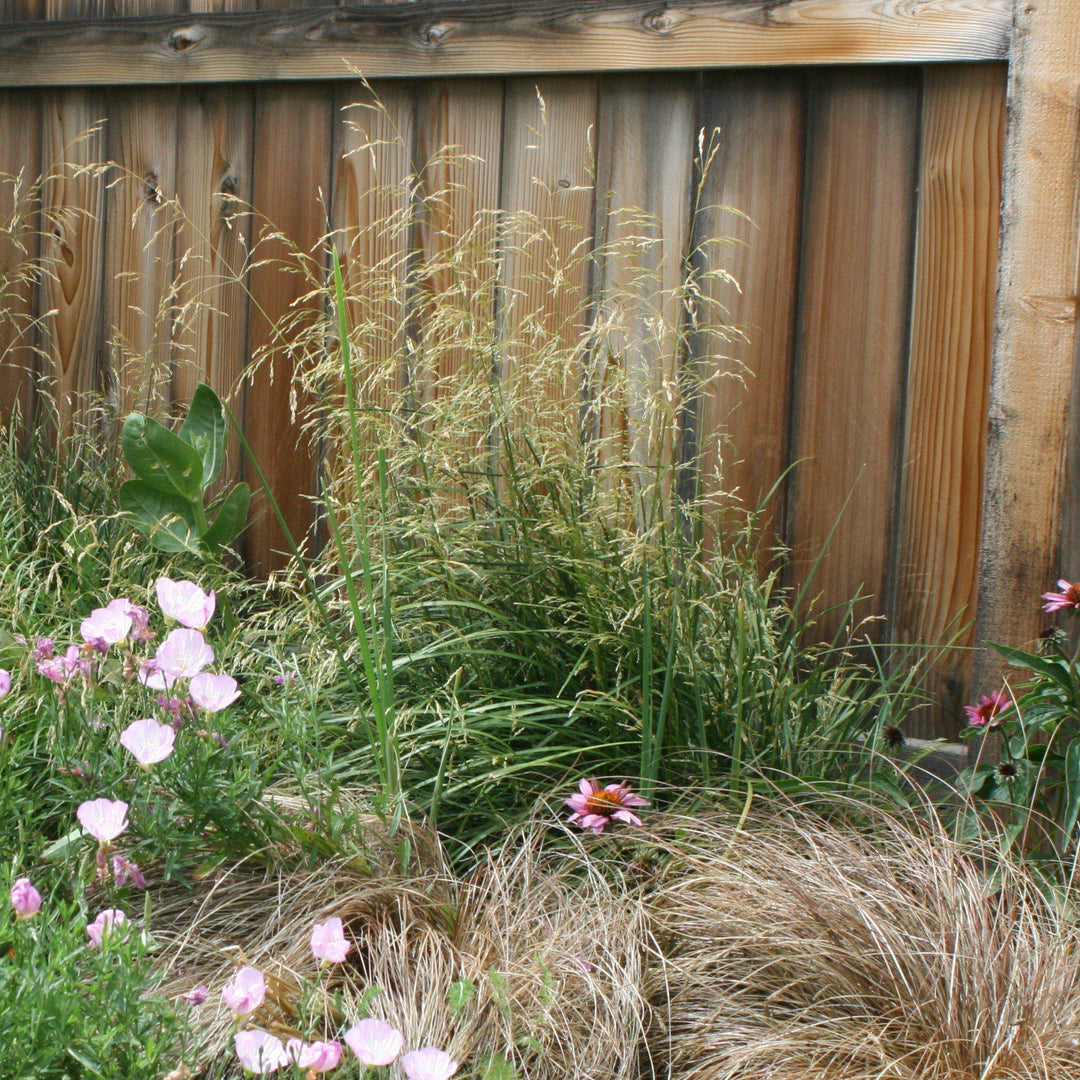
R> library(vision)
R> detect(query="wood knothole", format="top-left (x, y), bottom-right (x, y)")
top-left (167, 25), bottom-right (207, 55)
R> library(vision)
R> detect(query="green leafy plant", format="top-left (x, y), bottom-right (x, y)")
top-left (120, 383), bottom-right (249, 556)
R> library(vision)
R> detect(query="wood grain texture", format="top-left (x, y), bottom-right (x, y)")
top-left (975, 1), bottom-right (1080, 699)
top-left (499, 75), bottom-right (597, 420)
top-left (243, 81), bottom-right (333, 573)
top-left (892, 64), bottom-right (1005, 738)
top-left (173, 84), bottom-right (254, 488)
top-left (39, 88), bottom-right (108, 434)
top-left (692, 70), bottom-right (805, 546)
top-left (103, 86), bottom-right (179, 420)
top-left (786, 69), bottom-right (919, 641)
top-left (0, 1), bottom-right (1011, 86)
top-left (0, 89), bottom-right (43, 433)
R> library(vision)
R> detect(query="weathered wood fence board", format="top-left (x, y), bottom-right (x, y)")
top-left (0, 0), bottom-right (1044, 739)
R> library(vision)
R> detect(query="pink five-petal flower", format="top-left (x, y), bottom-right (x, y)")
top-left (1043, 579), bottom-right (1080, 613)
top-left (156, 577), bottom-right (216, 630)
top-left (77, 798), bottom-right (129, 843)
top-left (565, 778), bottom-right (649, 833)
top-left (222, 965), bottom-right (266, 1015)
top-left (87, 908), bottom-right (128, 948)
top-left (965, 690), bottom-right (1012, 728)
top-left (402, 1048), bottom-right (460, 1080)
top-left (10, 877), bottom-right (41, 920)
top-left (286, 1040), bottom-right (343, 1072)
top-left (310, 916), bottom-right (351, 964)
top-left (343, 1019), bottom-right (404, 1067)
top-left (80, 603), bottom-right (133, 652)
top-left (234, 1030), bottom-right (290, 1073)
top-left (140, 629), bottom-right (214, 690)
top-left (189, 672), bottom-right (241, 713)
top-left (120, 718), bottom-right (176, 768)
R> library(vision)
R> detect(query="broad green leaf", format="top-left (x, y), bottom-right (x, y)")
top-left (120, 480), bottom-right (202, 554)
top-left (203, 483), bottom-right (250, 550)
top-left (992, 643), bottom-right (1073, 691)
top-left (1061, 740), bottom-right (1080, 843)
top-left (178, 383), bottom-right (227, 486)
top-left (122, 413), bottom-right (204, 501)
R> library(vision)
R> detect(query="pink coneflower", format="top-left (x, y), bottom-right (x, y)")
top-left (343, 1018), bottom-right (404, 1066)
top-left (965, 690), bottom-right (1011, 727)
top-left (1043, 579), bottom-right (1080, 613)
top-left (565, 778), bottom-right (649, 833)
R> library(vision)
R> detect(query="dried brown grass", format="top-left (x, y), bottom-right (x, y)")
top-left (152, 804), bottom-right (653, 1078)
top-left (645, 801), bottom-right (1080, 1080)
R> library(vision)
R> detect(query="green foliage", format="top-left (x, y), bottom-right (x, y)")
top-left (960, 630), bottom-right (1080, 870)
top-left (120, 384), bottom-right (248, 556)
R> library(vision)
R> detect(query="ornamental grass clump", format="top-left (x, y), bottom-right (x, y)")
top-left (645, 800), bottom-right (1080, 1080)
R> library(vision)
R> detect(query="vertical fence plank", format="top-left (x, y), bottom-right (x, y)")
top-left (103, 86), bottom-right (179, 420)
top-left (592, 73), bottom-right (696, 511)
top-left (786, 69), bottom-right (920, 641)
top-left (977, 3), bottom-right (1080, 695)
top-left (892, 64), bottom-right (1005, 737)
top-left (0, 89), bottom-right (43, 433)
top-left (39, 88), bottom-right (108, 434)
top-left (692, 70), bottom-right (805, 546)
top-left (243, 82), bottom-right (333, 573)
top-left (174, 85), bottom-right (255, 488)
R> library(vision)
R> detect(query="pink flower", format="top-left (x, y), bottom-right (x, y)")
top-left (272, 670), bottom-right (296, 687)
top-left (10, 877), bottom-right (41, 920)
top-left (112, 854), bottom-right (147, 889)
top-left (80, 602), bottom-right (133, 652)
top-left (31, 637), bottom-right (54, 662)
top-left (222, 965), bottom-right (266, 1015)
top-left (77, 798), bottom-right (129, 843)
top-left (310, 916), bottom-right (351, 963)
top-left (38, 645), bottom-right (90, 685)
top-left (402, 1048), bottom-right (460, 1080)
top-left (965, 690), bottom-right (1012, 727)
top-left (139, 629), bottom-right (214, 690)
top-left (565, 778), bottom-right (649, 833)
top-left (115, 599), bottom-right (153, 643)
top-left (343, 1019), bottom-right (404, 1066)
top-left (182, 984), bottom-right (208, 1006)
top-left (189, 672), bottom-right (240, 712)
top-left (234, 1029), bottom-right (290, 1073)
top-left (286, 1040), bottom-right (343, 1071)
top-left (120, 718), bottom-right (176, 767)
top-left (156, 577), bottom-right (216, 630)
top-left (1043, 579), bottom-right (1080, 613)
top-left (87, 908), bottom-right (127, 948)
top-left (0, 669), bottom-right (9, 697)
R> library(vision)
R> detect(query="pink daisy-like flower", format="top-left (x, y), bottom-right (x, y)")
top-left (1043, 579), bottom-right (1080, 613)
top-left (310, 916), bottom-right (351, 963)
top-left (402, 1047), bottom-right (460, 1080)
top-left (234, 1029), bottom-right (289, 1073)
top-left (565, 778), bottom-right (649, 833)
top-left (120, 718), bottom-right (176, 768)
top-left (222, 965), bottom-right (266, 1015)
top-left (156, 577), bottom-right (216, 631)
top-left (87, 908), bottom-right (128, 948)
top-left (285, 1039), bottom-right (343, 1072)
top-left (189, 672), bottom-right (240, 713)
top-left (965, 690), bottom-right (1012, 728)
top-left (10, 877), bottom-right (41, 920)
top-left (77, 798), bottom-right (129, 843)
top-left (343, 1019), bottom-right (404, 1066)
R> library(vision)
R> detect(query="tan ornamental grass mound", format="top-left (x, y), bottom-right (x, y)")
top-left (151, 808), bottom-right (653, 1078)
top-left (645, 801), bottom-right (1080, 1080)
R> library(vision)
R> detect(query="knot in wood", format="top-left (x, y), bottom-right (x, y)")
top-left (420, 23), bottom-right (449, 47)
top-left (144, 174), bottom-right (163, 205)
top-left (643, 8), bottom-right (676, 34)
top-left (220, 171), bottom-right (239, 197)
top-left (168, 25), bottom-right (206, 54)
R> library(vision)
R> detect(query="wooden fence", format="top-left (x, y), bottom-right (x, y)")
top-left (0, 1), bottom-right (1075, 740)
